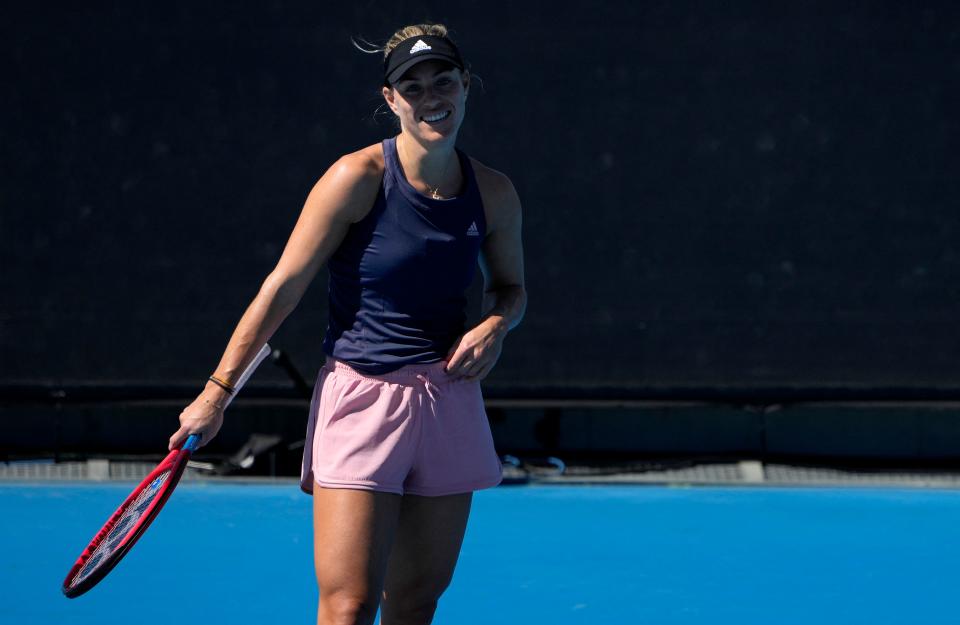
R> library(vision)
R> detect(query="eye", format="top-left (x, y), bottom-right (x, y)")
top-left (403, 84), bottom-right (422, 96)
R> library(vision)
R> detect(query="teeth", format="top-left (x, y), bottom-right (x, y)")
top-left (423, 111), bottom-right (450, 122)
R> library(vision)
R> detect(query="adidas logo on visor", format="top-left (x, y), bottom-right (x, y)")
top-left (410, 39), bottom-right (432, 54)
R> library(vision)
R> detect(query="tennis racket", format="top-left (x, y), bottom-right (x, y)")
top-left (61, 343), bottom-right (272, 598)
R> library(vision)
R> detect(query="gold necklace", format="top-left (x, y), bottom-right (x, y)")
top-left (428, 176), bottom-right (445, 200)
top-left (399, 135), bottom-right (453, 199)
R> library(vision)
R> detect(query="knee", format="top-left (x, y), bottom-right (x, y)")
top-left (319, 590), bottom-right (380, 625)
top-left (381, 582), bottom-right (447, 625)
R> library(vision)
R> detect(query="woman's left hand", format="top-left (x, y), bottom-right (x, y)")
top-left (444, 318), bottom-right (507, 380)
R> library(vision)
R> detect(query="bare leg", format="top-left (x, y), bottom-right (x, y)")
top-left (313, 486), bottom-right (403, 625)
top-left (379, 493), bottom-right (473, 625)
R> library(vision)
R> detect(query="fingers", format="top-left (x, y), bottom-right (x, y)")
top-left (169, 394), bottom-right (227, 451)
top-left (444, 346), bottom-right (464, 373)
top-left (448, 354), bottom-right (494, 380)
top-left (168, 424), bottom-right (190, 451)
top-left (169, 425), bottom-right (211, 451)
top-left (444, 332), bottom-right (500, 379)
top-left (446, 346), bottom-right (489, 378)
top-left (445, 351), bottom-right (472, 377)
top-left (473, 360), bottom-right (495, 380)
top-left (464, 359), bottom-right (494, 381)
top-left (460, 358), bottom-right (485, 379)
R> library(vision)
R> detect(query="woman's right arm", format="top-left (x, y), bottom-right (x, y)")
top-left (168, 151), bottom-right (383, 450)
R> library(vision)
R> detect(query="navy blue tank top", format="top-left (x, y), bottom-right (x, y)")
top-left (321, 136), bottom-right (487, 374)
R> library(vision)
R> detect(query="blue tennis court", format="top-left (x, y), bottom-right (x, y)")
top-left (2, 482), bottom-right (958, 624)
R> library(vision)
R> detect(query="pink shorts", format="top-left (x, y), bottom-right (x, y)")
top-left (300, 356), bottom-right (503, 497)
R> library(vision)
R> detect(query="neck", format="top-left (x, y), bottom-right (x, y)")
top-left (396, 132), bottom-right (460, 196)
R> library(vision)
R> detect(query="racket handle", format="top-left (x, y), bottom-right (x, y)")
top-left (183, 434), bottom-right (202, 453)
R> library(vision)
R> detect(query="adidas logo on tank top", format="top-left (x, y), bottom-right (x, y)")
top-left (466, 221), bottom-right (480, 237)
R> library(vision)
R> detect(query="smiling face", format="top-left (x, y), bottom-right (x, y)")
top-left (383, 60), bottom-right (469, 144)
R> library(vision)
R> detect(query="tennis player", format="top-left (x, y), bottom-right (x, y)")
top-left (169, 23), bottom-right (525, 625)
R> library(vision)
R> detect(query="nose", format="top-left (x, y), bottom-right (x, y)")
top-left (421, 85), bottom-right (443, 103)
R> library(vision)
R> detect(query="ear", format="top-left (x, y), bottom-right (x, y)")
top-left (462, 71), bottom-right (470, 96)
top-left (382, 85), bottom-right (399, 115)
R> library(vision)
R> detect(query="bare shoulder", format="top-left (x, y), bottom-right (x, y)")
top-left (470, 157), bottom-right (521, 229)
top-left (333, 143), bottom-right (385, 179)
top-left (327, 143), bottom-right (385, 192)
top-left (313, 143), bottom-right (385, 223)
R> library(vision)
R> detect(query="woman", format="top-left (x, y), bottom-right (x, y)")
top-left (168, 23), bottom-right (526, 625)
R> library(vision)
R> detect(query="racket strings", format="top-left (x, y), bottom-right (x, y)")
top-left (68, 470), bottom-right (171, 588)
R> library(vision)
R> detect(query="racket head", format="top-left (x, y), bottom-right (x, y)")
top-left (61, 438), bottom-right (196, 598)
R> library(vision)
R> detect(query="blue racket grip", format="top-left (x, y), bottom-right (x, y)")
top-left (183, 434), bottom-right (202, 453)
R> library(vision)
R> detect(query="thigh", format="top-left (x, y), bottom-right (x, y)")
top-left (380, 493), bottom-right (473, 618)
top-left (312, 486), bottom-right (402, 609)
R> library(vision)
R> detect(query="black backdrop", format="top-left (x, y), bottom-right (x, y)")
top-left (3, 1), bottom-right (959, 394)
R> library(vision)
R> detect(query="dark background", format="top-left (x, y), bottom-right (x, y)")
top-left (4, 1), bottom-right (959, 398)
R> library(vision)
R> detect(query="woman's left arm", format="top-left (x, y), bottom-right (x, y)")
top-left (445, 172), bottom-right (527, 380)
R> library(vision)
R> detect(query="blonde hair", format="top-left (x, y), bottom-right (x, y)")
top-left (384, 23), bottom-right (450, 59)
top-left (349, 23), bottom-right (467, 121)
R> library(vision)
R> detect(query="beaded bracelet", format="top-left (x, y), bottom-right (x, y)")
top-left (207, 375), bottom-right (235, 395)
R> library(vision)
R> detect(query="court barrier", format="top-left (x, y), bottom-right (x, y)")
top-left (6, 457), bottom-right (960, 488)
